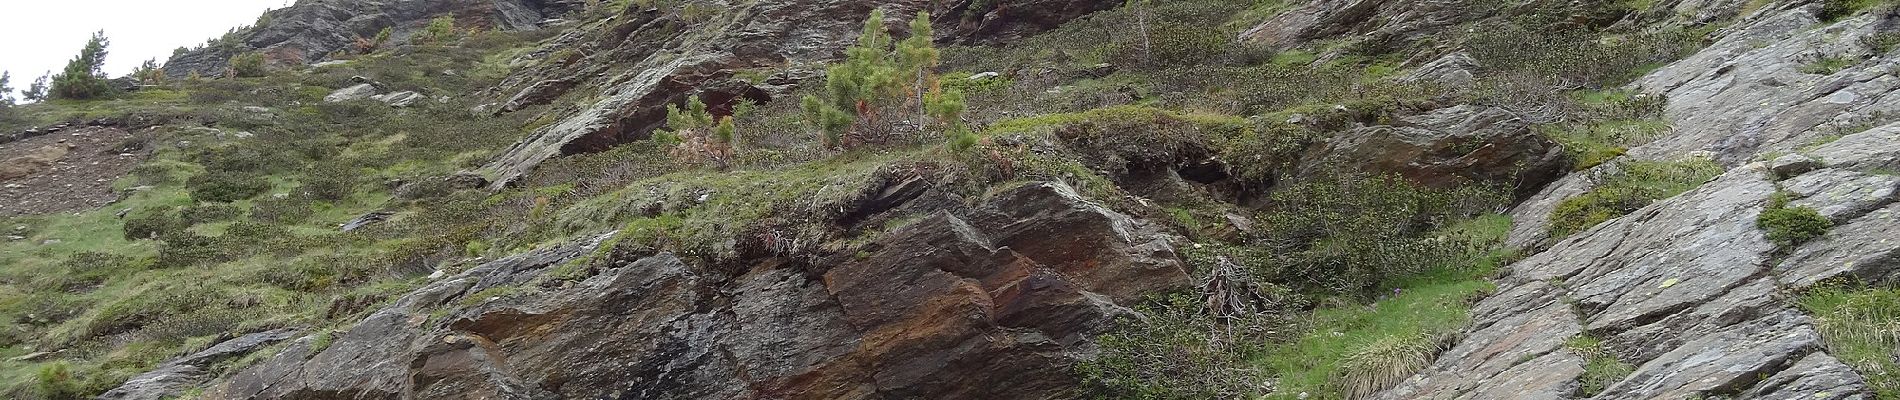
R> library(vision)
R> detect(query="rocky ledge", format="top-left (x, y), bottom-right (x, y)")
top-left (134, 181), bottom-right (1188, 400)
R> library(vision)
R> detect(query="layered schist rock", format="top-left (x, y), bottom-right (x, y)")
top-left (1509, 5), bottom-right (1900, 247)
top-left (163, 0), bottom-right (584, 79)
top-left (1381, 122), bottom-right (1900, 399)
top-left (199, 181), bottom-right (1188, 399)
top-left (476, 0), bottom-right (1115, 188)
top-left (1378, 4), bottom-right (1900, 398)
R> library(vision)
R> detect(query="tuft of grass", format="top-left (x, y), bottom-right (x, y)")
top-left (1338, 333), bottom-right (1442, 398)
top-left (1795, 282), bottom-right (1900, 397)
top-left (1565, 334), bottom-right (1635, 396)
top-left (1258, 255), bottom-right (1504, 398)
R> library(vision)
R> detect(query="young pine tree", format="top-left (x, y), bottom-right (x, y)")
top-left (0, 71), bottom-right (14, 107)
top-left (50, 31), bottom-right (113, 100)
top-left (801, 10), bottom-right (966, 149)
top-left (656, 96), bottom-right (738, 169)
top-left (130, 59), bottom-right (164, 84)
top-left (22, 72), bottom-right (49, 102)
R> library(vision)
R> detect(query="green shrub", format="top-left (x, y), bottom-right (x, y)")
top-left (250, 195), bottom-right (315, 224)
top-left (1548, 159), bottom-right (1723, 239)
top-left (180, 203), bottom-right (243, 225)
top-left (418, 16), bottom-right (458, 44)
top-left (1080, 293), bottom-right (1280, 399)
top-left (1757, 192), bottom-right (1832, 248)
top-left (1260, 174), bottom-right (1504, 294)
top-left (228, 52), bottom-right (268, 78)
top-left (123, 207), bottom-right (186, 240)
top-left (34, 362), bottom-right (86, 400)
top-left (187, 171), bottom-right (271, 203)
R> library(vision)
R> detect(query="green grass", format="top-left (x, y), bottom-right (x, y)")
top-left (1257, 215), bottom-right (1515, 399)
top-left (1795, 282), bottom-right (1900, 398)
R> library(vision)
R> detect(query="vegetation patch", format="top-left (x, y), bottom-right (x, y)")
top-left (1566, 334), bottom-right (1635, 396)
top-left (1548, 158), bottom-right (1724, 239)
top-left (1757, 191), bottom-right (1832, 248)
top-left (1796, 281), bottom-right (1900, 398)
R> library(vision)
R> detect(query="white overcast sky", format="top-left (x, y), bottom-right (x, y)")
top-left (0, 0), bottom-right (291, 94)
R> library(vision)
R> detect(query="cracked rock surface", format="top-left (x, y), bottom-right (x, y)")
top-left (1384, 4), bottom-right (1900, 398)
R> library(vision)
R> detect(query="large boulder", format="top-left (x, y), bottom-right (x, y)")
top-left (203, 181), bottom-right (1187, 399)
top-left (1296, 105), bottom-right (1569, 199)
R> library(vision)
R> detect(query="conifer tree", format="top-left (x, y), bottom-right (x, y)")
top-left (0, 72), bottom-right (14, 107)
top-left (656, 96), bottom-right (737, 168)
top-left (801, 10), bottom-right (967, 148)
top-left (22, 73), bottom-right (49, 102)
top-left (50, 31), bottom-right (113, 100)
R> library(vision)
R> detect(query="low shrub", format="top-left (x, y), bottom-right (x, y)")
top-left (187, 171), bottom-right (271, 203)
top-left (122, 207), bottom-right (186, 240)
top-left (1757, 191), bottom-right (1832, 248)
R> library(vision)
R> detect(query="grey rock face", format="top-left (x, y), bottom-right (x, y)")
top-left (1384, 6), bottom-right (1900, 396)
top-left (163, 0), bottom-right (584, 79)
top-left (1506, 6), bottom-right (1900, 248)
top-left (476, 0), bottom-right (1117, 188)
top-left (97, 328), bottom-right (301, 400)
top-left (371, 91), bottom-right (426, 107)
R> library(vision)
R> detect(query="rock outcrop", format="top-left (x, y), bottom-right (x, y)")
top-left (203, 181), bottom-right (1188, 399)
top-left (1298, 105), bottom-right (1569, 199)
top-left (476, 0), bottom-right (1115, 188)
top-left (1380, 4), bottom-right (1900, 398)
top-left (97, 329), bottom-right (301, 400)
top-left (1508, 4), bottom-right (1900, 247)
top-left (1380, 121), bottom-right (1900, 399)
top-left (163, 0), bottom-right (584, 79)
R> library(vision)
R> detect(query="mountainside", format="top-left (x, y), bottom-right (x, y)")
top-left (2, 0), bottom-right (1899, 399)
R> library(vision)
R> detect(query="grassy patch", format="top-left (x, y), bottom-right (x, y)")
top-left (1541, 120), bottom-right (1670, 170)
top-left (1259, 252), bottom-right (1509, 399)
top-left (1799, 56), bottom-right (1860, 75)
top-left (1565, 334), bottom-right (1635, 396)
top-left (1795, 282), bottom-right (1900, 397)
top-left (1548, 159), bottom-right (1724, 239)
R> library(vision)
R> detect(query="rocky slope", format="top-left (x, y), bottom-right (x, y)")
top-left (163, 0), bottom-right (585, 79)
top-left (18, 0), bottom-right (1900, 399)
top-left (194, 181), bottom-right (1186, 399)
top-left (1383, 3), bottom-right (1900, 399)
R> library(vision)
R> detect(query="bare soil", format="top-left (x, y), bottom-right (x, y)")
top-left (0, 126), bottom-right (147, 217)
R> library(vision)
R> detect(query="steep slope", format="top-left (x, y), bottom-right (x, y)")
top-left (1385, 3), bottom-right (1900, 398)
